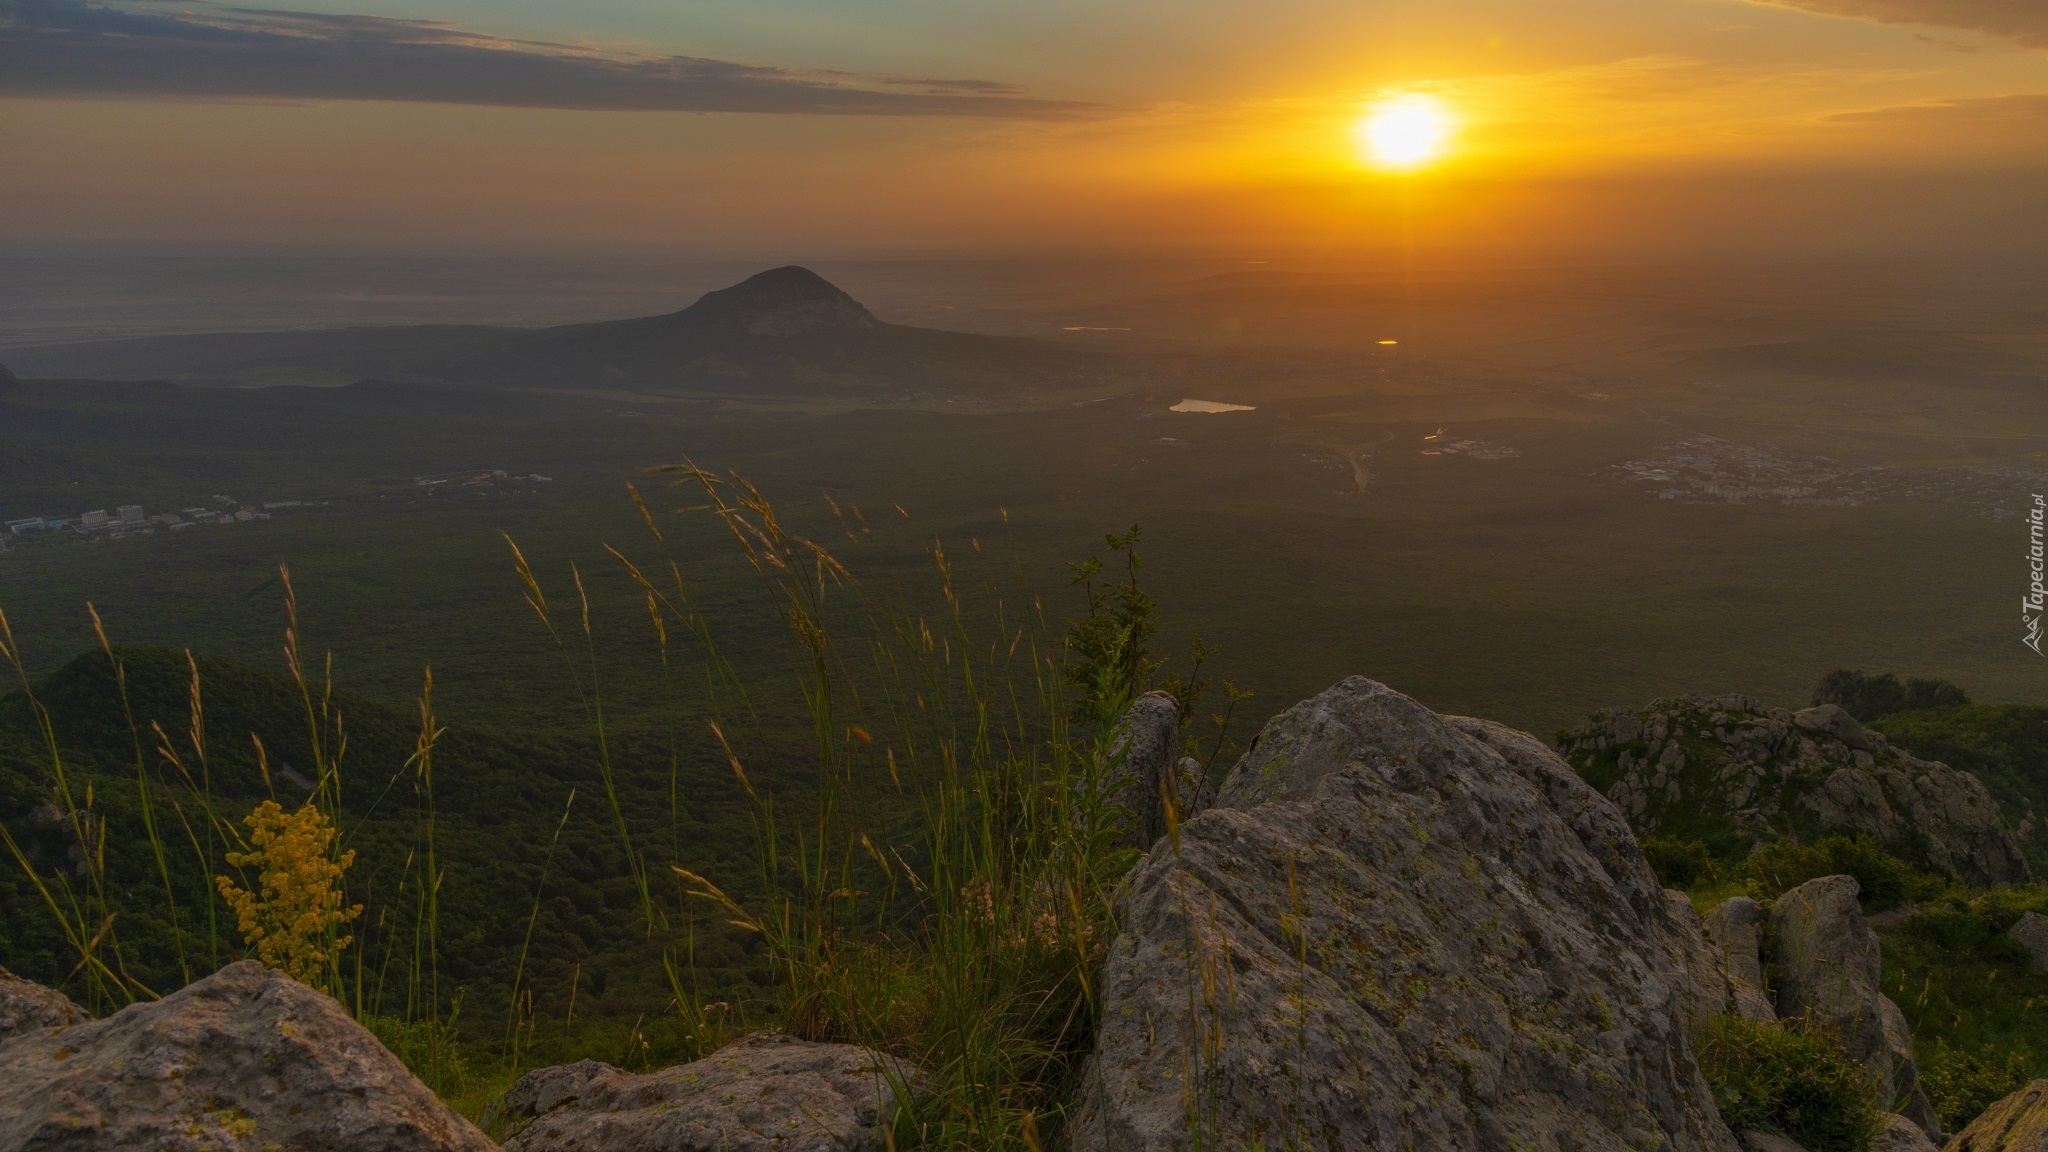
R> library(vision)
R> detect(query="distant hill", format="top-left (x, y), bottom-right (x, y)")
top-left (4, 266), bottom-right (1125, 397)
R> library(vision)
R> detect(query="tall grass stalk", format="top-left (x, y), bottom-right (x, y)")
top-left (0, 605), bottom-right (139, 1008)
top-left (614, 467), bottom-right (1171, 1147)
top-left (505, 537), bottom-right (656, 934)
top-left (505, 787), bottom-right (576, 1065)
top-left (88, 605), bottom-right (187, 986)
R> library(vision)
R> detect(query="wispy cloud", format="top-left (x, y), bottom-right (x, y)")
top-left (1748, 0), bottom-right (2048, 48)
top-left (0, 0), bottom-right (1099, 117)
top-left (1829, 92), bottom-right (2048, 122)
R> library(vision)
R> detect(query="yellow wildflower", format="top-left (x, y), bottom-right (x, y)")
top-left (216, 800), bottom-right (362, 986)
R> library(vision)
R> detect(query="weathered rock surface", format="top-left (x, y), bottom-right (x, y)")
top-left (1873, 1111), bottom-right (1941, 1151)
top-left (0, 959), bottom-right (493, 1151)
top-left (1948, 1079), bottom-right (2048, 1151)
top-left (0, 966), bottom-right (87, 1042)
top-left (504, 1032), bottom-right (913, 1152)
top-left (1558, 695), bottom-right (2029, 887)
top-left (1739, 1133), bottom-right (1808, 1152)
top-left (1702, 898), bottom-right (1776, 1022)
top-left (1664, 890), bottom-right (1751, 1035)
top-left (1104, 690), bottom-right (1214, 853)
top-left (2011, 912), bottom-right (2048, 976)
top-left (1769, 875), bottom-right (1940, 1141)
top-left (1070, 676), bottom-right (1741, 1152)
top-left (498, 1058), bottom-right (616, 1123)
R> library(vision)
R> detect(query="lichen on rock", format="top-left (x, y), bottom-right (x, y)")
top-left (1069, 675), bottom-right (1741, 1151)
top-left (0, 959), bottom-right (492, 1151)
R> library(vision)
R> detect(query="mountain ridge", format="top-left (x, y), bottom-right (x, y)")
top-left (2, 267), bottom-right (1114, 396)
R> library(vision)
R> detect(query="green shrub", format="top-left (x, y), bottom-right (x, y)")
top-left (1642, 835), bottom-right (1715, 889)
top-left (1738, 834), bottom-right (1917, 911)
top-left (1813, 670), bottom-right (1968, 722)
top-left (1920, 1040), bottom-right (2029, 1134)
top-left (1696, 1013), bottom-right (1885, 1152)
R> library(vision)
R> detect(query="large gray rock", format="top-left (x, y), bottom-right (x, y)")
top-left (0, 967), bottom-right (87, 1042)
top-left (504, 1032), bottom-right (913, 1152)
top-left (1769, 875), bottom-right (1940, 1141)
top-left (2010, 912), bottom-right (2048, 975)
top-left (498, 1058), bottom-right (616, 1123)
top-left (1948, 1079), bottom-right (2048, 1150)
top-left (0, 960), bottom-right (492, 1151)
top-left (1069, 676), bottom-right (1740, 1152)
top-left (1739, 1133), bottom-right (1808, 1152)
top-left (1664, 890), bottom-right (1750, 1035)
top-left (1701, 897), bottom-right (1776, 1022)
top-left (1103, 691), bottom-right (1213, 853)
top-left (1559, 696), bottom-right (2029, 888)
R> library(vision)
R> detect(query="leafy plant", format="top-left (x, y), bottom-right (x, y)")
top-left (1696, 1012), bottom-right (1886, 1152)
top-left (1642, 835), bottom-right (1715, 889)
top-left (1920, 1039), bottom-right (2028, 1134)
top-left (1737, 834), bottom-right (1937, 912)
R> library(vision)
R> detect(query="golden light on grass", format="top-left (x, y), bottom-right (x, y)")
top-left (1357, 94), bottom-right (1454, 170)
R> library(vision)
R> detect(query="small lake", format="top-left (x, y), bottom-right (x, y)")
top-left (1170, 399), bottom-right (1255, 413)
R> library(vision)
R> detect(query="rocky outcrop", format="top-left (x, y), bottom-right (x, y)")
top-left (1558, 695), bottom-right (2029, 887)
top-left (0, 959), bottom-right (492, 1151)
top-left (0, 966), bottom-right (87, 1042)
top-left (1739, 1133), bottom-right (1807, 1152)
top-left (2010, 912), bottom-right (2048, 975)
top-left (1948, 1079), bottom-right (2048, 1150)
top-left (1103, 690), bottom-right (1214, 853)
top-left (1070, 676), bottom-right (1740, 1152)
top-left (504, 1032), bottom-right (914, 1152)
top-left (1701, 898), bottom-right (1776, 1022)
top-left (1769, 875), bottom-right (1940, 1141)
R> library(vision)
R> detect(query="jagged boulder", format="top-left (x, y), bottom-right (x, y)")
top-left (1948, 1079), bottom-right (2048, 1150)
top-left (1559, 695), bottom-right (2029, 887)
top-left (1103, 690), bottom-right (1214, 853)
top-left (0, 966), bottom-right (87, 1042)
top-left (1701, 897), bottom-right (1776, 1022)
top-left (1069, 676), bottom-right (1740, 1152)
top-left (0, 960), bottom-right (492, 1151)
top-left (1769, 875), bottom-right (1940, 1140)
top-left (503, 1032), bottom-right (915, 1152)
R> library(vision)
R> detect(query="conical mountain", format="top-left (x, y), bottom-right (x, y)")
top-left (672, 266), bottom-right (880, 336)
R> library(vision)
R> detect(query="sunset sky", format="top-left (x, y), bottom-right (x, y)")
top-left (4, 0), bottom-right (2046, 253)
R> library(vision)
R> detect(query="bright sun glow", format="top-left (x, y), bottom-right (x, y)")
top-left (1357, 95), bottom-right (1454, 170)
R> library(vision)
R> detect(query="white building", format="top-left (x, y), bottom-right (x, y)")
top-left (81, 509), bottom-right (110, 530)
top-left (117, 505), bottom-right (145, 525)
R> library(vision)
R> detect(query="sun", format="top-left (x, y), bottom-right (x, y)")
top-left (1357, 95), bottom-right (1455, 170)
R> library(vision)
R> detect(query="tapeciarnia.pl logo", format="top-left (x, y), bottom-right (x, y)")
top-left (2028, 494), bottom-right (2045, 655)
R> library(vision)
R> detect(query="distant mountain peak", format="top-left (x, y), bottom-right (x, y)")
top-left (681, 266), bottom-right (880, 336)
top-left (0, 361), bottom-right (17, 385)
